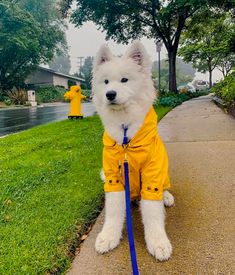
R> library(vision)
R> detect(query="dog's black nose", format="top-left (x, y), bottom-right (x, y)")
top-left (106, 90), bottom-right (117, 101)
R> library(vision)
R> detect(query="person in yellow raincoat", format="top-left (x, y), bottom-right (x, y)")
top-left (64, 85), bottom-right (86, 119)
top-left (103, 106), bottom-right (170, 201)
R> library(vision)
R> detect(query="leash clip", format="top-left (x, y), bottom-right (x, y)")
top-left (122, 124), bottom-right (129, 145)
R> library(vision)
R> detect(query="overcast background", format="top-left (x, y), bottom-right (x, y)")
top-left (66, 21), bottom-right (223, 82)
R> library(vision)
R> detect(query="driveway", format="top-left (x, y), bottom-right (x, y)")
top-left (0, 102), bottom-right (95, 137)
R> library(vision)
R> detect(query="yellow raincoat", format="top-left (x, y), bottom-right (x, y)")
top-left (103, 107), bottom-right (170, 201)
top-left (64, 85), bottom-right (86, 118)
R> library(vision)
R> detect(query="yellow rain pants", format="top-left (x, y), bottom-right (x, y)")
top-left (103, 107), bottom-right (170, 200)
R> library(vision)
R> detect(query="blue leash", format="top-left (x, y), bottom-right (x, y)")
top-left (122, 125), bottom-right (139, 275)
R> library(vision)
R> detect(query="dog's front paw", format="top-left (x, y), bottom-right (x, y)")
top-left (95, 230), bottom-right (121, 253)
top-left (163, 190), bottom-right (174, 207)
top-left (146, 234), bottom-right (172, 261)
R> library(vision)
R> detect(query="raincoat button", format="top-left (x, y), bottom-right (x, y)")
top-left (154, 187), bottom-right (158, 191)
top-left (116, 180), bottom-right (119, 183)
top-left (147, 186), bottom-right (151, 191)
top-left (109, 180), bottom-right (112, 183)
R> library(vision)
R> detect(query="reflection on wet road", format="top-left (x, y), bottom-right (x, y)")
top-left (0, 102), bottom-right (95, 137)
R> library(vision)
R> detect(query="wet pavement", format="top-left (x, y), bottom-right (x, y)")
top-left (67, 95), bottom-right (235, 275)
top-left (0, 102), bottom-right (95, 137)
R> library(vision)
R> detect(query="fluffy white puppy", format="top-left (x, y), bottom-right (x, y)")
top-left (92, 41), bottom-right (174, 261)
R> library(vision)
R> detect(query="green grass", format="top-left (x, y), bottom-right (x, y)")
top-left (154, 105), bottom-right (172, 121)
top-left (0, 105), bottom-right (171, 274)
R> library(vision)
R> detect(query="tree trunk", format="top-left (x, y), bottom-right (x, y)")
top-left (168, 50), bottom-right (177, 92)
top-left (209, 70), bottom-right (213, 88)
top-left (208, 58), bottom-right (213, 88)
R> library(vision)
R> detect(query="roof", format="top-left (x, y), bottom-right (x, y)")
top-left (38, 66), bottom-right (84, 82)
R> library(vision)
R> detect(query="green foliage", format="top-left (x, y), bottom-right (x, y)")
top-left (7, 88), bottom-right (27, 105)
top-left (216, 53), bottom-right (235, 77)
top-left (80, 82), bottom-right (87, 90)
top-left (4, 98), bottom-right (12, 106)
top-left (0, 0), bottom-right (66, 92)
top-left (212, 71), bottom-right (235, 105)
top-left (82, 89), bottom-right (92, 98)
top-left (156, 90), bottom-right (210, 107)
top-left (179, 12), bottom-right (234, 87)
top-left (159, 96), bottom-right (184, 107)
top-left (68, 79), bottom-right (77, 88)
top-left (35, 86), bottom-right (66, 103)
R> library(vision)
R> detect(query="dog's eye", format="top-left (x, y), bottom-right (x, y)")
top-left (104, 79), bottom-right (109, 84)
top-left (121, 78), bottom-right (128, 83)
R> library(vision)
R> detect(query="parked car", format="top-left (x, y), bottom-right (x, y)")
top-left (194, 80), bottom-right (209, 91)
top-left (178, 83), bottom-right (196, 93)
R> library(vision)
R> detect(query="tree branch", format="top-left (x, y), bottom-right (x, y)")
top-left (150, 0), bottom-right (170, 49)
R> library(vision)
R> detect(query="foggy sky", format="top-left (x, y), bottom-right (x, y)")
top-left (66, 21), bottom-right (223, 82)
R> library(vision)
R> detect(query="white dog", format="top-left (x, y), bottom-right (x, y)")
top-left (92, 41), bottom-right (174, 261)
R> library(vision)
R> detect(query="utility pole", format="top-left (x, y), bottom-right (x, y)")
top-left (155, 40), bottom-right (163, 93)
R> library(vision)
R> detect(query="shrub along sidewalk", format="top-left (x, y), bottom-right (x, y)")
top-left (0, 104), bottom-right (173, 274)
top-left (212, 71), bottom-right (235, 117)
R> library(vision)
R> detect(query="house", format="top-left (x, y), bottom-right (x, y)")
top-left (25, 67), bottom-right (84, 89)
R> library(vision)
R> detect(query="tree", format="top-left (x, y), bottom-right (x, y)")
top-left (80, 56), bottom-right (93, 90)
top-left (49, 52), bottom-right (71, 74)
top-left (0, 2), bottom-right (41, 92)
top-left (0, 0), bottom-right (66, 93)
top-left (179, 13), bottom-right (234, 87)
top-left (216, 54), bottom-right (235, 78)
top-left (60, 0), bottom-right (232, 92)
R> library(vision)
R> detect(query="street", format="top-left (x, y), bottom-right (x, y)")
top-left (0, 102), bottom-right (95, 137)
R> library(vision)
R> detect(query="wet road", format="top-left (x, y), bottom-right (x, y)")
top-left (0, 102), bottom-right (95, 137)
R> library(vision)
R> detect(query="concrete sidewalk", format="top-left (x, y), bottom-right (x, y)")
top-left (67, 95), bottom-right (235, 275)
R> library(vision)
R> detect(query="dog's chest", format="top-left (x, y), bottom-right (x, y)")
top-left (104, 123), bottom-right (143, 145)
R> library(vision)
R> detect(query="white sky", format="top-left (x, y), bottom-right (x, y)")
top-left (66, 21), bottom-right (223, 82)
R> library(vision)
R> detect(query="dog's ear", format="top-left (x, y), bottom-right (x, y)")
top-left (93, 44), bottom-right (113, 71)
top-left (124, 41), bottom-right (151, 71)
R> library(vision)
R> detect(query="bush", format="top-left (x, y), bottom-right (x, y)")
top-left (178, 93), bottom-right (191, 101)
top-left (80, 82), bottom-right (87, 90)
top-left (7, 88), bottom-right (27, 105)
top-left (159, 96), bottom-right (183, 107)
top-left (4, 98), bottom-right (12, 106)
top-left (156, 89), bottom-right (210, 108)
top-left (35, 86), bottom-right (66, 103)
top-left (68, 79), bottom-right (77, 88)
top-left (82, 89), bottom-right (92, 98)
top-left (212, 71), bottom-right (235, 105)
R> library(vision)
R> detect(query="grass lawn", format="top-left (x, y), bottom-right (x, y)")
top-left (0, 105), bottom-right (171, 274)
top-left (155, 105), bottom-right (172, 121)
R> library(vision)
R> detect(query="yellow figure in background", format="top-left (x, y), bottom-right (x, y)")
top-left (64, 85), bottom-right (86, 119)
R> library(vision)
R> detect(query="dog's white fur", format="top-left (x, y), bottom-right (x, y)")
top-left (93, 41), bottom-right (174, 261)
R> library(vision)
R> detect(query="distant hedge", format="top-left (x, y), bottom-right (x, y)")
top-left (156, 90), bottom-right (210, 108)
top-left (35, 86), bottom-right (66, 103)
top-left (35, 86), bottom-right (91, 103)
